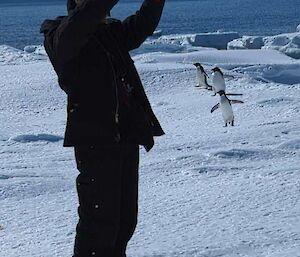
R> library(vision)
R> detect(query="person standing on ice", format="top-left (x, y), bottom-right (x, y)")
top-left (40, 0), bottom-right (165, 256)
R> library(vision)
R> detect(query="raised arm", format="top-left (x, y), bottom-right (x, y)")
top-left (54, 0), bottom-right (119, 67)
top-left (122, 0), bottom-right (165, 51)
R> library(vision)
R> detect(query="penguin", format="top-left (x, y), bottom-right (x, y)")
top-left (210, 90), bottom-right (244, 127)
top-left (212, 67), bottom-right (226, 94)
top-left (193, 63), bottom-right (213, 91)
top-left (211, 67), bottom-right (243, 96)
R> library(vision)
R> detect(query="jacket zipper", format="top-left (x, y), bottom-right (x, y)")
top-left (108, 54), bottom-right (120, 125)
top-left (93, 36), bottom-right (120, 125)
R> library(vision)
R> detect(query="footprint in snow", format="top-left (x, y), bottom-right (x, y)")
top-left (0, 174), bottom-right (10, 180)
top-left (211, 148), bottom-right (267, 160)
top-left (257, 97), bottom-right (295, 107)
top-left (9, 134), bottom-right (63, 143)
top-left (277, 139), bottom-right (300, 151)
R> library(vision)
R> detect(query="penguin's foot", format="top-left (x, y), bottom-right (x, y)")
top-left (195, 85), bottom-right (207, 89)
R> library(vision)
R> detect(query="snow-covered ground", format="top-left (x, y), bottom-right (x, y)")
top-left (0, 36), bottom-right (300, 257)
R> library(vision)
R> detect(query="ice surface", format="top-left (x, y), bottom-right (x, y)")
top-left (0, 31), bottom-right (300, 257)
top-left (133, 49), bottom-right (300, 84)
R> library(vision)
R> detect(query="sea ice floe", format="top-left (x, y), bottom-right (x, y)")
top-left (227, 25), bottom-right (300, 59)
top-left (187, 31), bottom-right (240, 50)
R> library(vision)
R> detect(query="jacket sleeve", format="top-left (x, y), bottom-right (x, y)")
top-left (53, 0), bottom-right (118, 67)
top-left (121, 0), bottom-right (165, 51)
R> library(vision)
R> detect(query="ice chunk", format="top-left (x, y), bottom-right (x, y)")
top-left (264, 35), bottom-right (291, 47)
top-left (227, 36), bottom-right (264, 50)
top-left (24, 45), bottom-right (47, 56)
top-left (227, 30), bottom-right (300, 59)
top-left (24, 45), bottom-right (37, 53)
top-left (188, 31), bottom-right (240, 49)
top-left (262, 33), bottom-right (300, 59)
top-left (150, 29), bottom-right (163, 38)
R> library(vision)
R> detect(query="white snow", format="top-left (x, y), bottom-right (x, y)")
top-left (0, 45), bottom-right (47, 65)
top-left (0, 34), bottom-right (300, 257)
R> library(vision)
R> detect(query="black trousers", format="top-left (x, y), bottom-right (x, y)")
top-left (73, 142), bottom-right (139, 257)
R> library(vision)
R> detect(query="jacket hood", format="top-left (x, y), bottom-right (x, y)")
top-left (40, 16), bottom-right (65, 34)
top-left (67, 0), bottom-right (112, 16)
top-left (40, 0), bottom-right (75, 33)
top-left (67, 0), bottom-right (76, 13)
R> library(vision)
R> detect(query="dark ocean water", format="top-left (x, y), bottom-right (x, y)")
top-left (0, 0), bottom-right (299, 50)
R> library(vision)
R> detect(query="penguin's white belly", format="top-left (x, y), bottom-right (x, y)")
top-left (220, 101), bottom-right (234, 122)
top-left (197, 73), bottom-right (206, 87)
top-left (212, 74), bottom-right (226, 92)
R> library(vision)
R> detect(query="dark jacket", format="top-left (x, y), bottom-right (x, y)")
top-left (40, 0), bottom-right (165, 151)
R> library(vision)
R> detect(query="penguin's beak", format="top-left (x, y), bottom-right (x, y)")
top-left (193, 63), bottom-right (197, 67)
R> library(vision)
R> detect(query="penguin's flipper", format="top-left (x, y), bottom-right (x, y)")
top-left (206, 85), bottom-right (213, 91)
top-left (204, 71), bottom-right (210, 78)
top-left (226, 93), bottom-right (243, 96)
top-left (210, 103), bottom-right (220, 113)
top-left (230, 100), bottom-right (244, 104)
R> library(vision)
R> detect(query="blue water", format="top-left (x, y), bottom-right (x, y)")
top-left (0, 0), bottom-right (300, 50)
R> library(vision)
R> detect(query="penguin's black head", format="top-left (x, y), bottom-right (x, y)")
top-left (67, 0), bottom-right (76, 13)
top-left (217, 90), bottom-right (226, 96)
top-left (193, 63), bottom-right (205, 72)
top-left (212, 67), bottom-right (223, 76)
